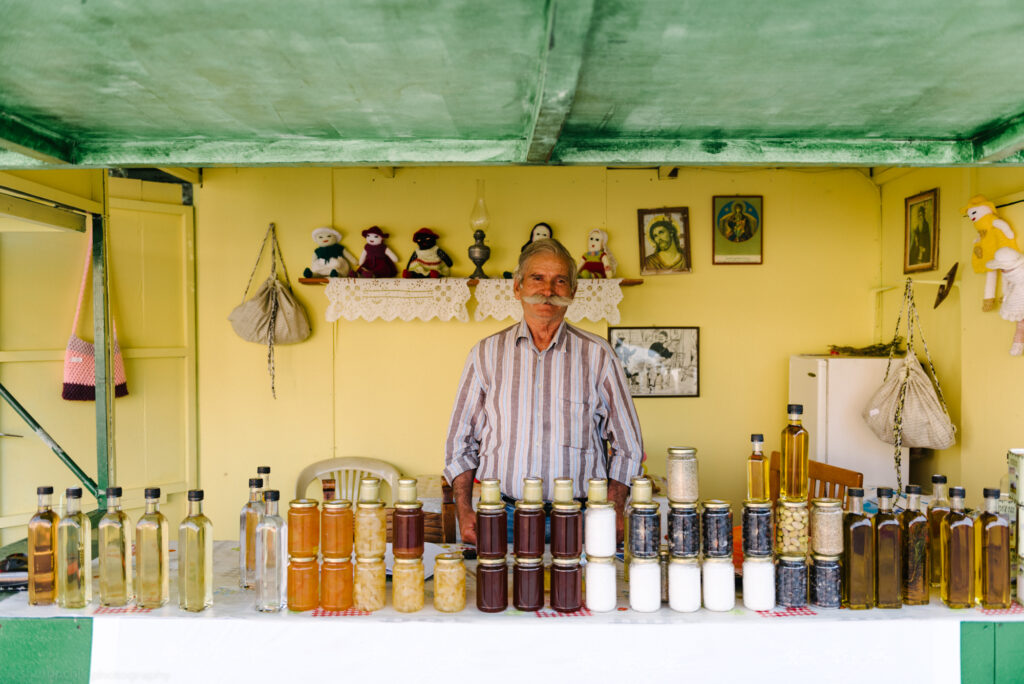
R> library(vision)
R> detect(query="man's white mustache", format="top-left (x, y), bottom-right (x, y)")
top-left (522, 293), bottom-right (574, 307)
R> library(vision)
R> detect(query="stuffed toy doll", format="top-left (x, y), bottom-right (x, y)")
top-left (356, 226), bottom-right (399, 278)
top-left (578, 228), bottom-right (617, 278)
top-left (504, 222), bottom-right (555, 278)
top-left (303, 227), bottom-right (359, 278)
top-left (403, 228), bottom-right (452, 278)
top-left (986, 247), bottom-right (1024, 356)
top-left (962, 195), bottom-right (1019, 311)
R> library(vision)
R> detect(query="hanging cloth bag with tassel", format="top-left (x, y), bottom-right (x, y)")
top-left (863, 278), bottom-right (956, 492)
top-left (228, 223), bottom-right (311, 396)
top-left (62, 226), bottom-right (129, 400)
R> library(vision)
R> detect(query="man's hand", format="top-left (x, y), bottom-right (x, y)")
top-left (457, 509), bottom-right (478, 546)
top-left (452, 470), bottom-right (478, 545)
top-left (608, 478), bottom-right (629, 546)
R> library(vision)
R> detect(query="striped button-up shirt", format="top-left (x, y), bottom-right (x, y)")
top-left (444, 320), bottom-right (644, 500)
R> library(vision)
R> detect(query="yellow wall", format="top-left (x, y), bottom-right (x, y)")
top-left (195, 166), bottom-right (881, 525)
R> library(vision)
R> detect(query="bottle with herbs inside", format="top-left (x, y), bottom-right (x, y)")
top-left (873, 487), bottom-right (902, 609)
top-left (27, 486), bottom-right (59, 606)
top-left (239, 477), bottom-right (265, 589)
top-left (900, 484), bottom-right (929, 605)
top-left (780, 404), bottom-right (809, 501)
top-left (940, 486), bottom-right (974, 609)
top-left (746, 434), bottom-right (769, 502)
top-left (975, 487), bottom-right (1011, 609)
top-left (927, 474), bottom-right (950, 588)
top-left (842, 487), bottom-right (873, 610)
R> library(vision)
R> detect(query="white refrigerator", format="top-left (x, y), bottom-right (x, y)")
top-left (788, 355), bottom-right (909, 491)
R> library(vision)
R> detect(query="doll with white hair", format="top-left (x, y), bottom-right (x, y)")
top-left (578, 228), bottom-right (617, 278)
top-left (986, 246), bottom-right (1024, 355)
top-left (303, 226), bottom-right (358, 278)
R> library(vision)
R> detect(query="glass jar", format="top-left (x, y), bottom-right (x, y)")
top-left (668, 557), bottom-right (701, 612)
top-left (584, 556), bottom-right (617, 612)
top-left (551, 478), bottom-right (582, 560)
top-left (476, 479), bottom-right (508, 561)
top-left (702, 500), bottom-right (733, 558)
top-left (287, 556), bottom-right (319, 612)
top-left (433, 553), bottom-right (466, 613)
top-left (742, 556), bottom-right (775, 611)
top-left (476, 558), bottom-right (508, 613)
top-left (392, 558), bottom-right (425, 613)
top-left (28, 486), bottom-right (59, 606)
top-left (668, 502), bottom-right (699, 558)
top-left (629, 504), bottom-right (660, 559)
top-left (776, 499), bottom-right (809, 556)
top-left (512, 557), bottom-right (544, 612)
top-left (393, 505), bottom-right (424, 560)
top-left (810, 498), bottom-right (843, 556)
top-left (810, 554), bottom-right (841, 608)
top-left (550, 558), bottom-right (583, 612)
top-left (515, 477), bottom-right (546, 559)
top-left (320, 557), bottom-right (353, 610)
top-left (629, 558), bottom-right (661, 612)
top-left (321, 500), bottom-right (353, 559)
top-left (666, 446), bottom-right (699, 503)
top-left (584, 479), bottom-right (616, 558)
top-left (354, 503), bottom-right (386, 559)
top-left (742, 500), bottom-right (773, 558)
top-left (776, 555), bottom-right (808, 608)
top-left (353, 556), bottom-right (386, 611)
top-left (288, 499), bottom-right (320, 558)
top-left (702, 557), bottom-right (735, 611)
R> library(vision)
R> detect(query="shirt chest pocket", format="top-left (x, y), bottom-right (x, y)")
top-left (559, 396), bottom-right (596, 453)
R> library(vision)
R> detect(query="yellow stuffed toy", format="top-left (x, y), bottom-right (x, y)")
top-left (962, 195), bottom-right (1018, 311)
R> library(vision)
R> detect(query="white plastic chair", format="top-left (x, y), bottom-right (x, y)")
top-left (294, 457), bottom-right (402, 504)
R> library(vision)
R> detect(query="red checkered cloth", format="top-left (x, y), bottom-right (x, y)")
top-left (93, 605), bottom-right (153, 615)
top-left (757, 606), bottom-right (817, 618)
top-left (535, 607), bottom-right (593, 618)
top-left (979, 602), bottom-right (1024, 616)
top-left (311, 607), bottom-right (372, 617)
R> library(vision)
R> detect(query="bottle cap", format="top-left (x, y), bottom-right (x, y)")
top-left (521, 477), bottom-right (543, 504)
top-left (847, 487), bottom-right (864, 497)
top-left (289, 498), bottom-right (318, 508)
top-left (188, 489), bottom-right (204, 501)
top-left (931, 474), bottom-right (947, 484)
top-left (257, 466), bottom-right (271, 475)
top-left (667, 446), bottom-right (696, 458)
top-left (323, 499), bottom-right (352, 510)
top-left (106, 486), bottom-right (122, 497)
top-left (631, 477), bottom-right (653, 504)
top-left (357, 477), bottom-right (381, 504)
top-left (876, 487), bottom-right (893, 498)
top-left (264, 489), bottom-right (280, 502)
top-left (249, 478), bottom-right (263, 488)
top-left (66, 487), bottom-right (82, 498)
top-left (586, 478), bottom-right (608, 504)
top-left (396, 478), bottom-right (418, 504)
top-left (751, 434), bottom-right (764, 442)
top-left (949, 486), bottom-right (965, 497)
top-left (145, 487), bottom-right (161, 499)
top-left (983, 487), bottom-right (1000, 499)
top-left (479, 479), bottom-right (502, 505)
top-left (552, 478), bottom-right (574, 504)
top-left (787, 404), bottom-right (803, 415)
top-left (37, 486), bottom-right (53, 495)
top-left (905, 485), bottom-right (922, 494)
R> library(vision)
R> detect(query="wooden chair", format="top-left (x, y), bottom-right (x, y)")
top-left (768, 451), bottom-right (864, 505)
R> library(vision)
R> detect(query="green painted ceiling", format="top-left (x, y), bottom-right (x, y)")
top-left (2, 0), bottom-right (1024, 168)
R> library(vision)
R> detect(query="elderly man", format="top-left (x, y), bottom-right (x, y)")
top-left (444, 238), bottom-right (644, 545)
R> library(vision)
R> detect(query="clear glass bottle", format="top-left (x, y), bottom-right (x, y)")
top-left (353, 556), bottom-right (386, 611)
top-left (810, 498), bottom-right (843, 556)
top-left (780, 404), bottom-right (809, 501)
top-left (976, 487), bottom-right (1011, 609)
top-left (433, 553), bottom-right (466, 613)
top-left (393, 557), bottom-right (425, 613)
top-left (515, 477), bottom-right (546, 560)
top-left (354, 477), bottom-right (386, 559)
top-left (900, 484), bottom-right (930, 605)
top-left (743, 555), bottom-right (775, 611)
top-left (874, 487), bottom-right (902, 609)
top-left (584, 478), bottom-right (616, 558)
top-left (393, 478), bottom-right (424, 561)
top-left (27, 486), bottom-right (59, 606)
top-left (57, 487), bottom-right (92, 608)
top-left (941, 486), bottom-right (974, 609)
top-left (287, 498), bottom-right (320, 558)
top-left (178, 489), bottom-right (214, 612)
top-left (239, 477), bottom-right (264, 588)
top-left (550, 478), bottom-right (582, 560)
top-left (255, 490), bottom-right (287, 612)
top-left (927, 474), bottom-right (950, 588)
top-left (136, 487), bottom-right (170, 609)
top-left (842, 487), bottom-right (873, 610)
top-left (256, 466), bottom-right (271, 492)
top-left (98, 486), bottom-right (132, 606)
top-left (666, 446), bottom-right (698, 503)
top-left (746, 434), bottom-right (770, 502)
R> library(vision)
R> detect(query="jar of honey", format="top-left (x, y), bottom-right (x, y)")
top-left (433, 553), bottom-right (466, 613)
top-left (320, 557), bottom-right (353, 610)
top-left (476, 558), bottom-right (508, 613)
top-left (288, 499), bottom-right (320, 557)
top-left (287, 556), bottom-right (318, 612)
top-left (321, 499), bottom-right (353, 559)
top-left (550, 478), bottom-right (582, 560)
top-left (550, 558), bottom-right (583, 612)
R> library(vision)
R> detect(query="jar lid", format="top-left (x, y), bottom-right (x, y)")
top-left (435, 553), bottom-right (464, 565)
top-left (289, 498), bottom-right (319, 509)
top-left (356, 501), bottom-right (384, 509)
top-left (357, 477), bottom-right (381, 504)
top-left (743, 500), bottom-right (772, 509)
top-left (702, 557), bottom-right (733, 565)
top-left (631, 477), bottom-right (653, 503)
top-left (668, 501), bottom-right (698, 511)
top-left (669, 556), bottom-right (699, 565)
top-left (630, 502), bottom-right (658, 511)
top-left (778, 499), bottom-right (808, 509)
top-left (666, 447), bottom-right (697, 458)
top-left (630, 557), bottom-right (658, 565)
top-left (552, 478), bottom-right (574, 504)
top-left (517, 477), bottom-right (544, 510)
top-left (394, 501), bottom-right (424, 510)
top-left (479, 479), bottom-right (503, 506)
top-left (477, 557), bottom-right (508, 567)
top-left (394, 557), bottom-right (423, 566)
top-left (552, 557), bottom-right (581, 567)
top-left (811, 498), bottom-right (841, 508)
top-left (812, 554), bottom-right (841, 562)
top-left (323, 557), bottom-right (352, 565)
top-left (586, 478), bottom-right (608, 504)
top-left (355, 555), bottom-right (384, 564)
top-left (743, 555), bottom-right (773, 563)
top-left (514, 556), bottom-right (544, 567)
top-left (586, 555), bottom-right (614, 564)
top-left (396, 477), bottom-right (419, 504)
top-left (323, 499), bottom-right (352, 510)
top-left (289, 556), bottom-right (317, 563)
top-left (702, 499), bottom-right (730, 510)
top-left (777, 554), bottom-right (806, 563)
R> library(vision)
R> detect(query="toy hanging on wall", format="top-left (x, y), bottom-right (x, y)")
top-left (962, 195), bottom-right (1019, 311)
top-left (403, 228), bottom-right (452, 278)
top-left (303, 227), bottom-right (359, 278)
top-left (578, 228), bottom-right (617, 279)
top-left (356, 226), bottom-right (399, 278)
top-left (985, 247), bottom-right (1024, 355)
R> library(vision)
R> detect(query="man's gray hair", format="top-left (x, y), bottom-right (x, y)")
top-left (513, 238), bottom-right (578, 292)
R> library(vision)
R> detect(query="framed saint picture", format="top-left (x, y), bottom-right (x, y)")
top-left (905, 188), bottom-right (939, 273)
top-left (608, 326), bottom-right (699, 398)
top-left (712, 195), bottom-right (763, 264)
top-left (637, 207), bottom-right (691, 275)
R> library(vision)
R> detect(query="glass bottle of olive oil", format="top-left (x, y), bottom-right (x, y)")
top-left (927, 474), bottom-right (950, 588)
top-left (975, 487), bottom-right (1011, 609)
top-left (874, 487), bottom-right (902, 609)
top-left (746, 433), bottom-right (769, 502)
top-left (239, 477), bottom-right (265, 588)
top-left (179, 489), bottom-right (214, 612)
top-left (940, 486), bottom-right (974, 609)
top-left (57, 487), bottom-right (92, 608)
top-left (780, 405), bottom-right (808, 501)
top-left (27, 486), bottom-right (59, 606)
top-left (900, 484), bottom-right (929, 605)
top-left (842, 487), bottom-right (874, 609)
top-left (135, 487), bottom-right (169, 608)
top-left (98, 487), bottom-right (132, 606)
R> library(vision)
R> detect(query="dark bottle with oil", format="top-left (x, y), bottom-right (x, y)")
top-left (975, 487), bottom-right (1011, 609)
top-left (940, 486), bottom-right (974, 609)
top-left (873, 487), bottom-right (902, 609)
top-left (842, 487), bottom-right (874, 610)
top-left (900, 484), bottom-right (929, 605)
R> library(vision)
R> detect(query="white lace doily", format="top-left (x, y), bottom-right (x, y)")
top-left (325, 278), bottom-right (471, 322)
top-left (473, 279), bottom-right (624, 323)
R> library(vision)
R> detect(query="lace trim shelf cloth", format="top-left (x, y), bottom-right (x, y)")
top-left (474, 279), bottom-right (624, 324)
top-left (325, 278), bottom-right (471, 322)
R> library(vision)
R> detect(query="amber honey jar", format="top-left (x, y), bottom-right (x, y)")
top-left (321, 499), bottom-right (353, 559)
top-left (320, 557), bottom-right (353, 610)
top-left (288, 499), bottom-right (320, 557)
top-left (287, 556), bottom-right (319, 612)
top-left (393, 478), bottom-right (424, 560)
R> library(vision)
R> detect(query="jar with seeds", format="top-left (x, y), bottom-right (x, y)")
top-left (776, 499), bottom-right (809, 556)
top-left (810, 498), bottom-right (843, 556)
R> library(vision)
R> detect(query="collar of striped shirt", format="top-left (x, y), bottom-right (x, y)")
top-left (513, 318), bottom-right (569, 354)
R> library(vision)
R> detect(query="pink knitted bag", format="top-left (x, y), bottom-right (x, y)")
top-left (62, 230), bottom-right (128, 401)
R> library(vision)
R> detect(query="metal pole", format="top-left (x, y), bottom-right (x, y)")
top-left (92, 209), bottom-right (114, 503)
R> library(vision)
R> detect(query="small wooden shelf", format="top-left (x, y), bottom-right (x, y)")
top-left (299, 277), bottom-right (643, 286)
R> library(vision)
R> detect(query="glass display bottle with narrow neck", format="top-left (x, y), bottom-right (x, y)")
top-left (900, 485), bottom-right (929, 605)
top-left (239, 477), bottom-right (264, 588)
top-left (976, 487), bottom-right (1011, 609)
top-left (98, 487), bottom-right (132, 606)
top-left (28, 486), bottom-right (59, 605)
top-left (780, 404), bottom-right (809, 501)
top-left (842, 487), bottom-right (873, 609)
top-left (256, 466), bottom-right (271, 492)
top-left (873, 487), bottom-right (902, 609)
top-left (57, 487), bottom-right (92, 608)
top-left (941, 486), bottom-right (974, 608)
top-left (746, 434), bottom-right (770, 502)
top-left (514, 477), bottom-right (545, 560)
top-left (179, 489), bottom-right (214, 612)
top-left (255, 490), bottom-right (287, 612)
top-left (927, 474), bottom-right (950, 588)
top-left (136, 487), bottom-right (170, 608)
